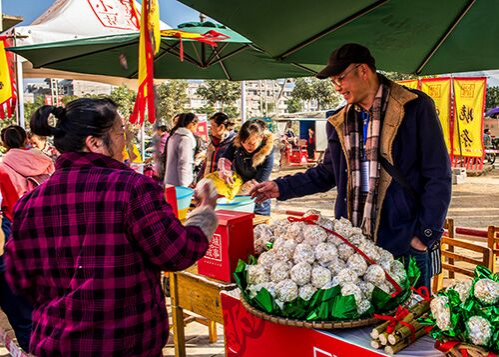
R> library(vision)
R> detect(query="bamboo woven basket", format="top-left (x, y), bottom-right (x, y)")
top-left (444, 342), bottom-right (491, 357)
top-left (241, 297), bottom-right (390, 329)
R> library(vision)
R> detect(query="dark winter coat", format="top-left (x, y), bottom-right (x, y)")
top-left (275, 81), bottom-right (452, 257)
top-left (223, 132), bottom-right (275, 183)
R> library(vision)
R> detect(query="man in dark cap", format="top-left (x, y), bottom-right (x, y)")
top-left (250, 43), bottom-right (451, 290)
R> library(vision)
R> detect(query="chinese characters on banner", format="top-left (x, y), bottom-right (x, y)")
top-left (88, 0), bottom-right (139, 30)
top-left (452, 78), bottom-right (486, 158)
top-left (421, 78), bottom-right (452, 154)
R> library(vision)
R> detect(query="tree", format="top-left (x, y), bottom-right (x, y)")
top-left (155, 80), bottom-right (189, 126)
top-left (289, 77), bottom-right (341, 111)
top-left (24, 96), bottom-right (47, 124)
top-left (486, 86), bottom-right (499, 111)
top-left (286, 98), bottom-right (302, 113)
top-left (108, 85), bottom-right (136, 118)
top-left (196, 80), bottom-right (241, 115)
top-left (312, 79), bottom-right (341, 110)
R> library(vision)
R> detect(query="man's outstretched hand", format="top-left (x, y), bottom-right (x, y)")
top-left (249, 181), bottom-right (280, 203)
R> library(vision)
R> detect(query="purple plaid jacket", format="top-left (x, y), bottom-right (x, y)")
top-left (5, 152), bottom-right (209, 356)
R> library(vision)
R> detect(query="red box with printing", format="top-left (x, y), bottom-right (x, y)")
top-left (197, 210), bottom-right (255, 282)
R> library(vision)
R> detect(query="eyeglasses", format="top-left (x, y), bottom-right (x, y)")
top-left (330, 64), bottom-right (361, 87)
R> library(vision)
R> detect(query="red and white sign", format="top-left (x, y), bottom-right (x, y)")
top-left (221, 293), bottom-right (441, 357)
top-left (198, 210), bottom-right (255, 282)
top-left (88, 0), bottom-right (139, 30)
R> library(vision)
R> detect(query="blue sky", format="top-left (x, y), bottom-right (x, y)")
top-left (3, 0), bottom-right (203, 28)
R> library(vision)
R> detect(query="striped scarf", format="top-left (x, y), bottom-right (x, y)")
top-left (344, 76), bottom-right (390, 238)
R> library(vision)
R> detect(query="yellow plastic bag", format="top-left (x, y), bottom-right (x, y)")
top-left (205, 171), bottom-right (243, 201)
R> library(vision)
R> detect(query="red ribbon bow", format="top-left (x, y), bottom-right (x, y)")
top-left (411, 286), bottom-right (432, 302)
top-left (435, 340), bottom-right (498, 357)
top-left (373, 305), bottom-right (417, 341)
top-left (287, 215), bottom-right (403, 297)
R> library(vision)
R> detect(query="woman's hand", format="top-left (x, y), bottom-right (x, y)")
top-left (194, 179), bottom-right (218, 209)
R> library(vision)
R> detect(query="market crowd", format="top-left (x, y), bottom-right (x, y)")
top-left (0, 43), bottom-right (451, 356)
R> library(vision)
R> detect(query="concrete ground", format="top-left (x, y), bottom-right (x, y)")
top-left (1, 166), bottom-right (498, 356)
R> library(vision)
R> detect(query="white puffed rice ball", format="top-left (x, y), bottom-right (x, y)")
top-left (271, 261), bottom-right (291, 282)
top-left (248, 282), bottom-right (275, 298)
top-left (257, 251), bottom-right (278, 272)
top-left (358, 281), bottom-right (375, 300)
top-left (358, 241), bottom-right (381, 261)
top-left (357, 299), bottom-right (372, 315)
top-left (247, 265), bottom-right (269, 284)
top-left (327, 233), bottom-right (344, 246)
top-left (375, 249), bottom-right (394, 271)
top-left (272, 237), bottom-right (286, 250)
top-left (466, 316), bottom-right (492, 346)
top-left (299, 284), bottom-right (317, 301)
top-left (447, 280), bottom-right (472, 303)
top-left (271, 222), bottom-right (288, 237)
top-left (286, 222), bottom-right (305, 242)
top-left (303, 225), bottom-right (328, 246)
top-left (364, 264), bottom-right (386, 286)
top-left (337, 243), bottom-right (355, 261)
top-left (275, 279), bottom-right (298, 302)
top-left (430, 296), bottom-right (451, 331)
top-left (311, 265), bottom-right (332, 289)
top-left (327, 256), bottom-right (347, 275)
top-left (334, 217), bottom-right (353, 237)
top-left (378, 282), bottom-right (395, 295)
top-left (347, 253), bottom-right (368, 276)
top-left (341, 283), bottom-right (363, 304)
top-left (334, 268), bottom-right (359, 286)
top-left (473, 278), bottom-right (499, 305)
top-left (315, 242), bottom-right (339, 266)
top-left (254, 239), bottom-right (267, 254)
top-left (254, 224), bottom-right (273, 241)
top-left (303, 209), bottom-right (321, 218)
top-left (390, 260), bottom-right (406, 276)
top-left (320, 218), bottom-right (334, 231)
top-left (276, 239), bottom-right (297, 260)
top-left (348, 234), bottom-right (366, 246)
top-left (293, 243), bottom-right (316, 264)
top-left (290, 262), bottom-right (312, 286)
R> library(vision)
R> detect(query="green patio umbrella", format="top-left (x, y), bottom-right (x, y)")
top-left (179, 0), bottom-right (499, 75)
top-left (8, 22), bottom-right (321, 81)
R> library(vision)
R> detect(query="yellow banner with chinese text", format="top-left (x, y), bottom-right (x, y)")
top-left (396, 79), bottom-right (419, 90)
top-left (453, 78), bottom-right (486, 157)
top-left (421, 78), bottom-right (452, 153)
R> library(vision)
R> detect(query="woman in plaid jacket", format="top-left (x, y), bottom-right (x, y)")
top-left (4, 98), bottom-right (218, 356)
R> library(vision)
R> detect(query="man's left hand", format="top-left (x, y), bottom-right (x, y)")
top-left (410, 236), bottom-right (427, 252)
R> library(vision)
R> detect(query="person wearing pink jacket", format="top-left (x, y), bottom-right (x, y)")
top-left (0, 125), bottom-right (54, 197)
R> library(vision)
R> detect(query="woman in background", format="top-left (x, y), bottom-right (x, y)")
top-left (164, 113), bottom-right (199, 187)
top-left (220, 119), bottom-right (274, 215)
top-left (0, 125), bottom-right (54, 197)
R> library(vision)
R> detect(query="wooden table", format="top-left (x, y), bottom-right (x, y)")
top-left (169, 265), bottom-right (237, 357)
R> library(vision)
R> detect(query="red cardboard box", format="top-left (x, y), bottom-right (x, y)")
top-left (197, 210), bottom-right (255, 282)
top-left (164, 184), bottom-right (178, 218)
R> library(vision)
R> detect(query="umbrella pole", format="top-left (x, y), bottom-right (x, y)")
top-left (241, 81), bottom-right (247, 122)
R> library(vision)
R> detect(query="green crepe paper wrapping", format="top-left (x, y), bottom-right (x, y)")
top-left (233, 256), bottom-right (418, 322)
top-left (419, 266), bottom-right (499, 353)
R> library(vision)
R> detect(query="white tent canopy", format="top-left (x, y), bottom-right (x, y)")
top-left (6, 0), bottom-right (171, 46)
top-left (3, 0), bottom-right (172, 125)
